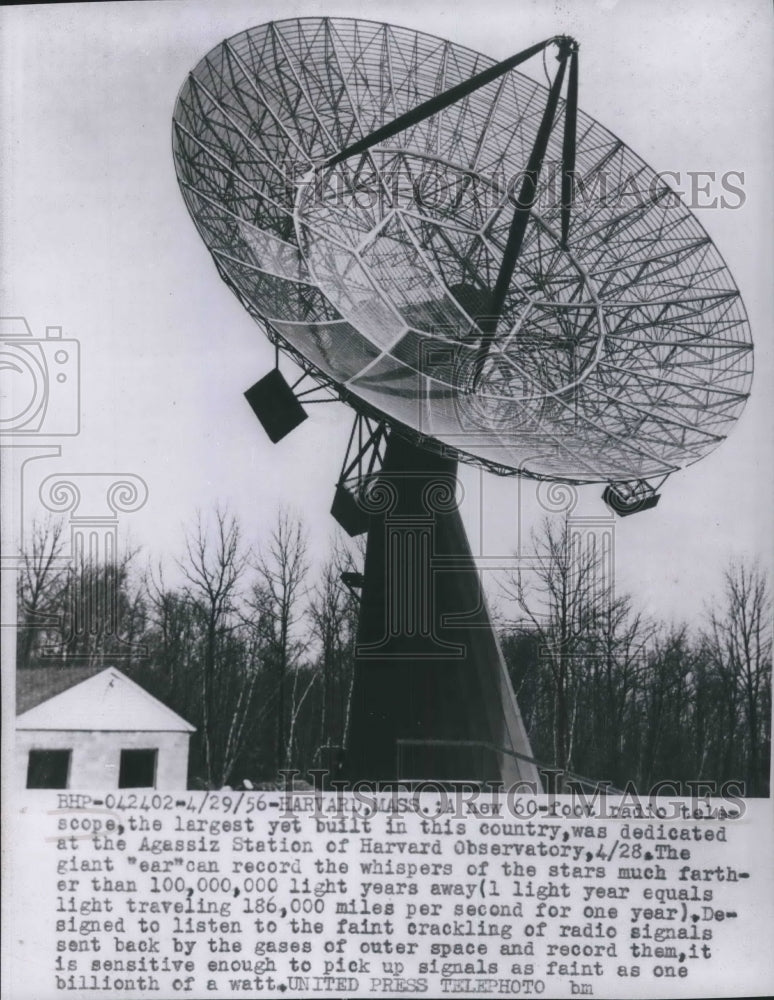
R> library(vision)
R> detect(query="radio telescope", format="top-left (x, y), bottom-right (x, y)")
top-left (172, 18), bottom-right (753, 783)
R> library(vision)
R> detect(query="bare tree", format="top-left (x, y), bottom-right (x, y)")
top-left (308, 536), bottom-right (360, 769)
top-left (503, 517), bottom-right (606, 779)
top-left (17, 517), bottom-right (67, 669)
top-left (284, 663), bottom-right (318, 771)
top-left (18, 518), bottom-right (146, 670)
top-left (248, 508), bottom-right (309, 774)
top-left (146, 561), bottom-right (189, 689)
top-left (587, 594), bottom-right (653, 787)
top-left (706, 561), bottom-right (772, 794)
top-left (636, 624), bottom-right (695, 788)
top-left (178, 508), bottom-right (249, 785)
top-left (209, 627), bottom-right (267, 787)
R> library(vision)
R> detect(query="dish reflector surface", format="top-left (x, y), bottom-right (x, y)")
top-left (172, 17), bottom-right (752, 482)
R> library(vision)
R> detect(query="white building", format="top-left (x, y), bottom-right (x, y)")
top-left (16, 667), bottom-right (195, 790)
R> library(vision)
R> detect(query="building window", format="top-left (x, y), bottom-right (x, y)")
top-left (27, 749), bottom-right (71, 789)
top-left (118, 749), bottom-right (157, 788)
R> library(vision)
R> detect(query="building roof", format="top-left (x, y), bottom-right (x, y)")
top-left (16, 664), bottom-right (105, 714)
top-left (16, 667), bottom-right (195, 733)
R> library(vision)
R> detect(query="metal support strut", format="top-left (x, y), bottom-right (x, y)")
top-left (316, 34), bottom-right (580, 392)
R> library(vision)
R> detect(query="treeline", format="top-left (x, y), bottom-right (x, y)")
top-left (16, 509), bottom-right (359, 789)
top-left (501, 520), bottom-right (771, 796)
top-left (16, 510), bottom-right (772, 794)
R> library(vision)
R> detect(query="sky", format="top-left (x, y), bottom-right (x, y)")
top-left (1, 0), bottom-right (772, 627)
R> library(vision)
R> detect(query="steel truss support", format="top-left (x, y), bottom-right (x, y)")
top-left (265, 330), bottom-right (341, 404)
top-left (330, 413), bottom-right (389, 536)
top-left (288, 369), bottom-right (340, 404)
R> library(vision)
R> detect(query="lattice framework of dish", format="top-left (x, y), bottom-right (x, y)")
top-left (172, 17), bottom-right (752, 483)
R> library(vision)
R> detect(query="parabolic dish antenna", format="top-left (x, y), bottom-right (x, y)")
top-left (172, 18), bottom-right (754, 784)
top-left (172, 16), bottom-right (752, 500)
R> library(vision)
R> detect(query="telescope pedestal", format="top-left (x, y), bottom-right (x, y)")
top-left (343, 433), bottom-right (540, 787)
